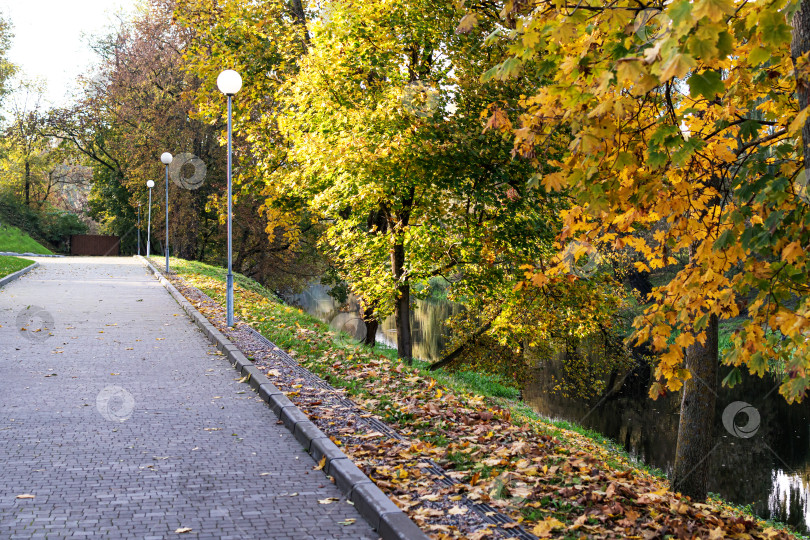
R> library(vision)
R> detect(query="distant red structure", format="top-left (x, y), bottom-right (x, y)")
top-left (70, 235), bottom-right (120, 256)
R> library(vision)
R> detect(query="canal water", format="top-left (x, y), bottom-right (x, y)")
top-left (287, 283), bottom-right (810, 533)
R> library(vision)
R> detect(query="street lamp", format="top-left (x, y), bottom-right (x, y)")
top-left (217, 69), bottom-right (242, 328)
top-left (146, 180), bottom-right (155, 258)
top-left (137, 203), bottom-right (141, 256)
top-left (161, 152), bottom-right (173, 273)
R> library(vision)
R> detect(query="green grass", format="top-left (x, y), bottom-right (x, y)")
top-left (0, 255), bottom-right (34, 279)
top-left (164, 256), bottom-right (663, 478)
top-left (152, 257), bottom-right (277, 300)
top-left (0, 224), bottom-right (53, 254)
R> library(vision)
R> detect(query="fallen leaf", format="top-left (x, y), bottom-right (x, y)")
top-left (319, 497), bottom-right (340, 504)
top-left (174, 527), bottom-right (193, 534)
top-left (16, 494), bottom-right (35, 499)
top-left (532, 517), bottom-right (565, 537)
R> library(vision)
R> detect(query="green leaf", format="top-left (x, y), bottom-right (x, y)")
top-left (721, 367), bottom-right (742, 388)
top-left (716, 31), bottom-right (734, 57)
top-left (688, 70), bottom-right (725, 100)
top-left (760, 10), bottom-right (792, 47)
top-left (713, 229), bottom-right (735, 251)
top-left (749, 351), bottom-right (768, 376)
top-left (668, 0), bottom-right (695, 32)
top-left (748, 46), bottom-right (772, 66)
top-left (481, 66), bottom-right (499, 83)
top-left (497, 58), bottom-right (521, 80)
top-left (738, 119), bottom-right (761, 141)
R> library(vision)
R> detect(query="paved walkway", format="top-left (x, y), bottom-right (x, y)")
top-left (0, 257), bottom-right (377, 539)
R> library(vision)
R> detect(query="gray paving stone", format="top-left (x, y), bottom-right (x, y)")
top-left (293, 421), bottom-right (325, 451)
top-left (350, 483), bottom-right (402, 531)
top-left (0, 257), bottom-right (378, 539)
top-left (281, 405), bottom-right (310, 431)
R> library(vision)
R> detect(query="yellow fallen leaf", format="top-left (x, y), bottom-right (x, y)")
top-left (532, 517), bottom-right (565, 537)
top-left (16, 494), bottom-right (35, 499)
top-left (319, 497), bottom-right (339, 504)
top-left (175, 527), bottom-right (193, 534)
top-left (448, 506), bottom-right (467, 515)
top-left (314, 456), bottom-right (326, 471)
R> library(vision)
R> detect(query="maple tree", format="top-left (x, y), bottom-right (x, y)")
top-left (468, 0), bottom-right (810, 499)
top-left (173, 0), bottom-right (324, 287)
top-left (268, 0), bottom-right (627, 369)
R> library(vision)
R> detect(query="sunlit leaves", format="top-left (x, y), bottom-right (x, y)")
top-left (476, 0), bottom-right (810, 403)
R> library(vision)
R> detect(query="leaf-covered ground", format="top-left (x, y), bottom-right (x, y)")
top-left (157, 257), bottom-right (800, 540)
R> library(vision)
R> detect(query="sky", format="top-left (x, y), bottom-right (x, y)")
top-left (0, 0), bottom-right (137, 108)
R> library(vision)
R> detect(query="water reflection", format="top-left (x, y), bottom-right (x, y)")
top-left (287, 282), bottom-right (810, 533)
top-left (526, 354), bottom-right (810, 533)
top-left (286, 283), bottom-right (462, 361)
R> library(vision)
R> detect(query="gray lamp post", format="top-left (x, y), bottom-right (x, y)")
top-left (160, 152), bottom-right (173, 273)
top-left (137, 203), bottom-right (141, 256)
top-left (217, 69), bottom-right (242, 328)
top-left (146, 180), bottom-right (155, 258)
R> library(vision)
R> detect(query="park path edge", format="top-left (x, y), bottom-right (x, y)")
top-left (137, 255), bottom-right (429, 540)
top-left (0, 261), bottom-right (39, 289)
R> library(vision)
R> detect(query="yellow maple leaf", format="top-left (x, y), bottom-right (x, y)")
top-left (781, 240), bottom-right (803, 264)
top-left (532, 517), bottom-right (565, 537)
top-left (616, 58), bottom-right (646, 84)
top-left (694, 0), bottom-right (735, 23)
top-left (541, 172), bottom-right (566, 192)
top-left (789, 106), bottom-right (810, 135)
top-left (531, 272), bottom-right (549, 288)
top-left (659, 53), bottom-right (696, 82)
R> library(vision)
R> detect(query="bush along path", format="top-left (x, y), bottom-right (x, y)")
top-left (153, 258), bottom-right (800, 540)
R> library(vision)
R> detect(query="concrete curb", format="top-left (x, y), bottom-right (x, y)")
top-left (0, 261), bottom-right (39, 289)
top-left (137, 256), bottom-right (428, 540)
top-left (0, 251), bottom-right (63, 258)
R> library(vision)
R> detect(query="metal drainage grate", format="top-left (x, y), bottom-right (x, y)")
top-left (243, 326), bottom-right (538, 540)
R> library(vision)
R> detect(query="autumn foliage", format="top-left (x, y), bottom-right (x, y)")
top-left (468, 0), bottom-right (810, 403)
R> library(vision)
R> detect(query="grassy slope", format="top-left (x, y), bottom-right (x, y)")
top-left (158, 256), bottom-right (802, 538)
top-left (0, 255), bottom-right (34, 279)
top-left (0, 224), bottom-right (53, 254)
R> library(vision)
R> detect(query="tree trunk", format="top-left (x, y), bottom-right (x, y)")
top-left (362, 303), bottom-right (378, 347)
top-left (391, 241), bottom-right (413, 364)
top-left (24, 160), bottom-right (30, 207)
top-left (793, 0), bottom-right (810, 170)
top-left (288, 0), bottom-right (311, 46)
top-left (671, 313), bottom-right (718, 500)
